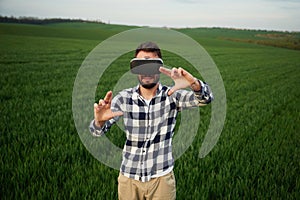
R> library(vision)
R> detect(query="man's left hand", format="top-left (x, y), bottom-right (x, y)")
top-left (159, 67), bottom-right (200, 95)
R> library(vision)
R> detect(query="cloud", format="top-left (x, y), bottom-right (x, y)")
top-left (173, 0), bottom-right (203, 4)
top-left (262, 0), bottom-right (300, 11)
top-left (264, 0), bottom-right (300, 2)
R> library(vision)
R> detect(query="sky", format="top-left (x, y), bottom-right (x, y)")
top-left (0, 0), bottom-right (299, 31)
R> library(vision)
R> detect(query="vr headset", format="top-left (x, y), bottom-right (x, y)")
top-left (130, 58), bottom-right (163, 75)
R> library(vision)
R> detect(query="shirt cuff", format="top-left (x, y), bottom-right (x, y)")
top-left (89, 120), bottom-right (105, 137)
top-left (194, 80), bottom-right (214, 105)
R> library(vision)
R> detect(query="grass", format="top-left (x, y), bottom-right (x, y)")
top-left (179, 27), bottom-right (300, 50)
top-left (0, 22), bottom-right (299, 199)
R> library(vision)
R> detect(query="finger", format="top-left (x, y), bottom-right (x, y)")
top-left (180, 68), bottom-right (190, 77)
top-left (94, 103), bottom-right (102, 112)
top-left (168, 88), bottom-right (176, 96)
top-left (98, 99), bottom-right (106, 106)
top-left (179, 67), bottom-right (189, 76)
top-left (179, 67), bottom-right (193, 81)
top-left (171, 68), bottom-right (177, 77)
top-left (94, 103), bottom-right (99, 110)
top-left (159, 67), bottom-right (171, 76)
top-left (178, 67), bottom-right (184, 75)
top-left (104, 91), bottom-right (113, 104)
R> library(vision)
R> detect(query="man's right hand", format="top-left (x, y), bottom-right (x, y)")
top-left (94, 91), bottom-right (123, 127)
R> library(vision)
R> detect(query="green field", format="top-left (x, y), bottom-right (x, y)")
top-left (1, 22), bottom-right (300, 199)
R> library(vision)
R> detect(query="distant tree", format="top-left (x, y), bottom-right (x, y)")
top-left (0, 15), bottom-right (104, 25)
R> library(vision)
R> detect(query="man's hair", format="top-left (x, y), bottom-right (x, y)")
top-left (135, 41), bottom-right (162, 58)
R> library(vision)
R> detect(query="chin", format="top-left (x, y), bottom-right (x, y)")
top-left (141, 83), bottom-right (157, 89)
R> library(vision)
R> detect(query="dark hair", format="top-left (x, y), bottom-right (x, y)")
top-left (135, 42), bottom-right (162, 58)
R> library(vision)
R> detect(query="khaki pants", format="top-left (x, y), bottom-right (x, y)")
top-left (118, 171), bottom-right (176, 200)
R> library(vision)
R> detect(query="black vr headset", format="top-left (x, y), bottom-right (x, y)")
top-left (130, 58), bottom-right (163, 75)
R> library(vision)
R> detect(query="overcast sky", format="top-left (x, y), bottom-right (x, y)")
top-left (1, 0), bottom-right (299, 31)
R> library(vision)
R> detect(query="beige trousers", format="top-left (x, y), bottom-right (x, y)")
top-left (118, 171), bottom-right (176, 200)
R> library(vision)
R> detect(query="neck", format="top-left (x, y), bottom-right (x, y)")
top-left (139, 84), bottom-right (159, 100)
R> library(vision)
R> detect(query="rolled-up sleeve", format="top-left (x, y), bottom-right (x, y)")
top-left (194, 80), bottom-right (214, 106)
top-left (89, 119), bottom-right (113, 137)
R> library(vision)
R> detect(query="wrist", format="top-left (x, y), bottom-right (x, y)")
top-left (190, 78), bottom-right (201, 91)
top-left (94, 120), bottom-right (104, 128)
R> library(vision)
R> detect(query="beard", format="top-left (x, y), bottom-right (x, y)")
top-left (138, 74), bottom-right (160, 89)
top-left (140, 82), bottom-right (157, 89)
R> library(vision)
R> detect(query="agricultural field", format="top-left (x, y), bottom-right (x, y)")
top-left (0, 22), bottom-right (299, 199)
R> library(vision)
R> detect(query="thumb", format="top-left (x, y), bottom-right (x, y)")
top-left (112, 111), bottom-right (123, 118)
top-left (168, 87), bottom-right (176, 96)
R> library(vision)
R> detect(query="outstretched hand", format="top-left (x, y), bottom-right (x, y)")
top-left (94, 91), bottom-right (123, 127)
top-left (159, 67), bottom-right (199, 95)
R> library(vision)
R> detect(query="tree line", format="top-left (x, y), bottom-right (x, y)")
top-left (0, 16), bottom-right (104, 25)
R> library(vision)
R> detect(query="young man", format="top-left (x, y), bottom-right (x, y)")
top-left (89, 42), bottom-right (213, 200)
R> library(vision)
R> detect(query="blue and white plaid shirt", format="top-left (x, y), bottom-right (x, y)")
top-left (89, 80), bottom-right (213, 182)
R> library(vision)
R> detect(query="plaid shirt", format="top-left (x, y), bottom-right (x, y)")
top-left (89, 80), bottom-right (213, 182)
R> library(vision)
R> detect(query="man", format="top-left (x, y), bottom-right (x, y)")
top-left (89, 42), bottom-right (213, 200)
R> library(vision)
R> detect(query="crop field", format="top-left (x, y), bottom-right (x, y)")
top-left (1, 22), bottom-right (300, 199)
